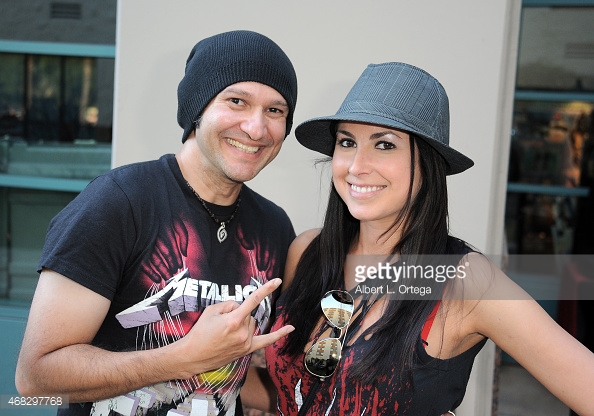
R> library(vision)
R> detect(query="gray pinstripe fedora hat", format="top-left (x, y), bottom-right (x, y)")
top-left (295, 62), bottom-right (473, 175)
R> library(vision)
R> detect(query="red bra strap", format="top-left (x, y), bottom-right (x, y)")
top-left (421, 301), bottom-right (440, 347)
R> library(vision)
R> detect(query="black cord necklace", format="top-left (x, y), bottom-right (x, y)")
top-left (186, 181), bottom-right (241, 243)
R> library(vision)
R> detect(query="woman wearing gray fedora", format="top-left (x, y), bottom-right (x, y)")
top-left (242, 62), bottom-right (594, 415)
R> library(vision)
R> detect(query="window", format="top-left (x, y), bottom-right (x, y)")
top-left (506, 5), bottom-right (594, 257)
top-left (516, 6), bottom-right (594, 92)
top-left (0, 53), bottom-right (113, 144)
top-left (0, 49), bottom-right (113, 301)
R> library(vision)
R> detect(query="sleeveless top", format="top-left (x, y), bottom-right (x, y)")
top-left (265, 238), bottom-right (488, 415)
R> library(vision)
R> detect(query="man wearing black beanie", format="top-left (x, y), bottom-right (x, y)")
top-left (17, 30), bottom-right (298, 416)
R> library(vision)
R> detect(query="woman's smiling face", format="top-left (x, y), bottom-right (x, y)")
top-left (332, 121), bottom-right (422, 227)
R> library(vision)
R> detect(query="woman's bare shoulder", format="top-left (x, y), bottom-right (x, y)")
top-left (281, 228), bottom-right (321, 291)
top-left (291, 228), bottom-right (321, 251)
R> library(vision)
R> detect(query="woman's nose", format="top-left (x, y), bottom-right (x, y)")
top-left (348, 148), bottom-right (372, 175)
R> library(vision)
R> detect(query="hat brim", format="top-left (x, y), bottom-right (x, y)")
top-left (295, 113), bottom-right (474, 175)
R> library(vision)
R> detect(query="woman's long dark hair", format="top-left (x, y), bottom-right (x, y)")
top-left (281, 133), bottom-right (450, 385)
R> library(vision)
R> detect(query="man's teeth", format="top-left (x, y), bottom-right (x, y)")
top-left (351, 184), bottom-right (384, 193)
top-left (227, 139), bottom-right (259, 154)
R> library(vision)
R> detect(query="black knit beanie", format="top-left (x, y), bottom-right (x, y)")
top-left (177, 30), bottom-right (298, 143)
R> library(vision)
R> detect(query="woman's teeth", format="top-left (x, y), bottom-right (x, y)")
top-left (351, 184), bottom-right (384, 193)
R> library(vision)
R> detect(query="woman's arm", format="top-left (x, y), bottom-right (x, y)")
top-left (465, 254), bottom-right (594, 416)
top-left (240, 365), bottom-right (277, 412)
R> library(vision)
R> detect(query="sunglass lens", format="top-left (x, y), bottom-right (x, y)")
top-left (321, 290), bottom-right (354, 328)
top-left (304, 338), bottom-right (342, 378)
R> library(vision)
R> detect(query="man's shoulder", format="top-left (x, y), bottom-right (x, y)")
top-left (94, 155), bottom-right (176, 190)
top-left (241, 186), bottom-right (294, 238)
top-left (242, 185), bottom-right (290, 218)
top-left (108, 154), bottom-right (174, 179)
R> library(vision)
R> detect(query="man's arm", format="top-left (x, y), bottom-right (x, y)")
top-left (15, 270), bottom-right (293, 403)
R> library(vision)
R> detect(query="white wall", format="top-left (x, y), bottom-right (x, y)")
top-left (114, 1), bottom-right (521, 413)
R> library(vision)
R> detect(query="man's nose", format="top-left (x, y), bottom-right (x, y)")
top-left (240, 111), bottom-right (267, 141)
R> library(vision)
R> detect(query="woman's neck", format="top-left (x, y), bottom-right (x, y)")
top-left (353, 221), bottom-right (403, 255)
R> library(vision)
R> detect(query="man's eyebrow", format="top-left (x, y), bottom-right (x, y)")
top-left (221, 87), bottom-right (288, 108)
top-left (270, 99), bottom-right (289, 109)
top-left (220, 86), bottom-right (252, 97)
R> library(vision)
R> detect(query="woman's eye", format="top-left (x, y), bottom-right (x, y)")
top-left (337, 138), bottom-right (356, 148)
top-left (376, 141), bottom-right (395, 150)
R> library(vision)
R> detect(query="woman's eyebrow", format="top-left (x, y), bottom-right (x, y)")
top-left (336, 129), bottom-right (355, 138)
top-left (369, 130), bottom-right (398, 140)
top-left (337, 129), bottom-right (402, 140)
top-left (336, 129), bottom-right (406, 140)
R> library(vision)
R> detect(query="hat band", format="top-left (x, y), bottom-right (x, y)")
top-left (334, 101), bottom-right (447, 146)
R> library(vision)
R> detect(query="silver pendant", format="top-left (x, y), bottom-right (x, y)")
top-left (217, 222), bottom-right (227, 243)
